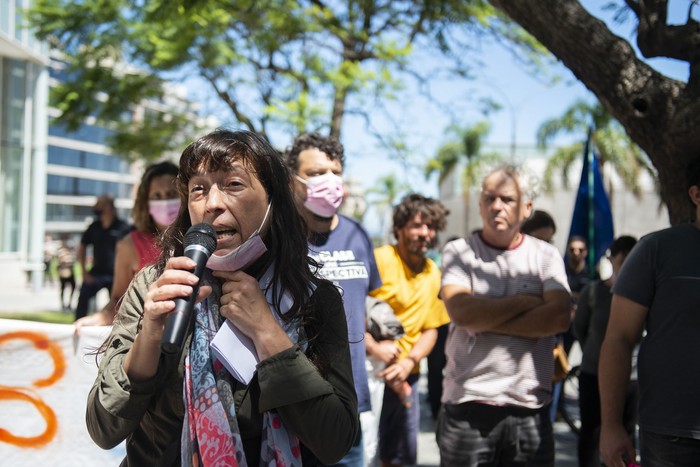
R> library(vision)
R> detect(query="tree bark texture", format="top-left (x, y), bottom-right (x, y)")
top-left (490, 0), bottom-right (700, 225)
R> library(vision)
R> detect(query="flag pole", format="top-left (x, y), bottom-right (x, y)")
top-left (585, 127), bottom-right (596, 278)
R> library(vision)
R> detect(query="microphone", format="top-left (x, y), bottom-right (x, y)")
top-left (161, 223), bottom-right (217, 354)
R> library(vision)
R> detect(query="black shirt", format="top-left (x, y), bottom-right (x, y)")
top-left (80, 217), bottom-right (131, 275)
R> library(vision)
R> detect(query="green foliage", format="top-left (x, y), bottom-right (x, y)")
top-left (27, 0), bottom-right (545, 163)
top-left (366, 173), bottom-right (410, 207)
top-left (425, 120), bottom-right (500, 187)
top-left (537, 99), bottom-right (657, 197)
top-left (425, 120), bottom-right (504, 234)
top-left (0, 311), bottom-right (75, 325)
top-left (366, 173), bottom-right (411, 242)
top-left (109, 109), bottom-right (204, 162)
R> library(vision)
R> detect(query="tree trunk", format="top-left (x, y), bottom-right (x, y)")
top-left (490, 0), bottom-right (700, 225)
top-left (330, 86), bottom-right (347, 139)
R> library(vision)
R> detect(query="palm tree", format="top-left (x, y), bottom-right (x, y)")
top-left (366, 174), bottom-right (410, 245)
top-left (425, 121), bottom-right (501, 234)
top-left (537, 100), bottom-right (658, 204)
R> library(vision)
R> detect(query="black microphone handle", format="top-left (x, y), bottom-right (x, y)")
top-left (161, 245), bottom-right (211, 355)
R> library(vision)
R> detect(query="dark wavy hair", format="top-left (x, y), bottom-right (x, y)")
top-left (608, 235), bottom-right (637, 257)
top-left (158, 129), bottom-right (321, 325)
top-left (392, 193), bottom-right (449, 240)
top-left (521, 210), bottom-right (557, 237)
top-left (283, 132), bottom-right (345, 171)
top-left (131, 161), bottom-right (179, 233)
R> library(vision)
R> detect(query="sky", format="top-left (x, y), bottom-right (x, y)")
top-left (337, 0), bottom-right (693, 236)
top-left (177, 1), bottom-right (692, 237)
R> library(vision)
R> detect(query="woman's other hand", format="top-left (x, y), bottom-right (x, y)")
top-left (213, 270), bottom-right (293, 360)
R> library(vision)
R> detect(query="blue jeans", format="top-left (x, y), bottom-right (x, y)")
top-left (330, 421), bottom-right (364, 467)
top-left (378, 373), bottom-right (420, 465)
top-left (641, 430), bottom-right (700, 467)
top-left (549, 380), bottom-right (562, 422)
top-left (436, 402), bottom-right (554, 467)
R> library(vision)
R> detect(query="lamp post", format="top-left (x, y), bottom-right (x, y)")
top-left (483, 82), bottom-right (549, 161)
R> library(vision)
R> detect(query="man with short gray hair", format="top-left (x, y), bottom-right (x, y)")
top-left (436, 165), bottom-right (571, 466)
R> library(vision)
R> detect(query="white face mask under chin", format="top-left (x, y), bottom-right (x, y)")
top-left (206, 203), bottom-right (271, 272)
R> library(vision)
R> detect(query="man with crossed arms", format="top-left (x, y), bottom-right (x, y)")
top-left (437, 165), bottom-right (571, 466)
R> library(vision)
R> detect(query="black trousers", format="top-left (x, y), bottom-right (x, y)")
top-left (427, 323), bottom-right (449, 419)
top-left (578, 370), bottom-right (639, 467)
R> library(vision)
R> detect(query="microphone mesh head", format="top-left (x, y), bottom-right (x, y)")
top-left (184, 223), bottom-right (218, 256)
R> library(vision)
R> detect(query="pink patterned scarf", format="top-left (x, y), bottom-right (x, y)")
top-left (181, 272), bottom-right (302, 466)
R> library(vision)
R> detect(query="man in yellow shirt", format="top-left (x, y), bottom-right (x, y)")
top-left (367, 193), bottom-right (450, 467)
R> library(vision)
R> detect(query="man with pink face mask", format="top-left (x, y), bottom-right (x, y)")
top-left (285, 133), bottom-right (382, 467)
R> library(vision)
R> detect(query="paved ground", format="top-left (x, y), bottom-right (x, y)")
top-left (0, 280), bottom-right (581, 466)
top-left (0, 278), bottom-right (109, 315)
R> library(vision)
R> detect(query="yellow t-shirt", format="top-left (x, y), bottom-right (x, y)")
top-left (370, 244), bottom-right (450, 372)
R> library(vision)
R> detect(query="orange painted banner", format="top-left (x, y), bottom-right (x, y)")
top-left (0, 330), bottom-right (66, 387)
top-left (0, 330), bottom-right (64, 448)
top-left (0, 386), bottom-right (57, 448)
top-left (0, 319), bottom-right (124, 465)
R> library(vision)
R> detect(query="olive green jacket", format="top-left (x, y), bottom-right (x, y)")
top-left (86, 267), bottom-right (358, 466)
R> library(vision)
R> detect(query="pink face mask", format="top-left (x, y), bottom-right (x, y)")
top-left (148, 198), bottom-right (181, 227)
top-left (206, 203), bottom-right (271, 272)
top-left (296, 172), bottom-right (344, 218)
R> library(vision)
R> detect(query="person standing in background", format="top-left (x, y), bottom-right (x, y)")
top-left (75, 161), bottom-right (179, 329)
top-left (74, 194), bottom-right (131, 321)
top-left (43, 234), bottom-right (58, 286)
top-left (522, 209), bottom-right (557, 244)
top-left (56, 236), bottom-right (77, 311)
top-left (573, 235), bottom-right (638, 467)
top-left (566, 235), bottom-right (593, 303)
top-left (285, 132), bottom-right (382, 467)
top-left (437, 165), bottom-right (571, 466)
top-left (600, 156), bottom-right (700, 467)
top-left (369, 193), bottom-right (450, 467)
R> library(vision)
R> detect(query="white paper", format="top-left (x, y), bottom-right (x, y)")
top-left (209, 266), bottom-right (307, 385)
top-left (210, 320), bottom-right (259, 384)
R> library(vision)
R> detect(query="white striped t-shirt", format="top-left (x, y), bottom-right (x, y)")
top-left (441, 233), bottom-right (570, 409)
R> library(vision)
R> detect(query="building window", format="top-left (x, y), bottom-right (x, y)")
top-left (46, 204), bottom-right (95, 223)
top-left (0, 0), bottom-right (10, 36)
top-left (48, 145), bottom-right (82, 167)
top-left (0, 58), bottom-right (26, 253)
top-left (49, 122), bottom-right (115, 146)
top-left (47, 174), bottom-right (132, 198)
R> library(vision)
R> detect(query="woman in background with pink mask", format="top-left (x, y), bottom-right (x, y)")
top-left (86, 129), bottom-right (358, 466)
top-left (75, 160), bottom-right (179, 329)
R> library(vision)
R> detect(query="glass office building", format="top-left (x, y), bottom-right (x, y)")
top-left (45, 58), bottom-right (137, 236)
top-left (0, 5), bottom-right (200, 292)
top-left (0, 8), bottom-right (140, 291)
top-left (0, 0), bottom-right (50, 290)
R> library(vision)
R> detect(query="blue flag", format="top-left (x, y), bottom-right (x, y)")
top-left (568, 136), bottom-right (614, 276)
